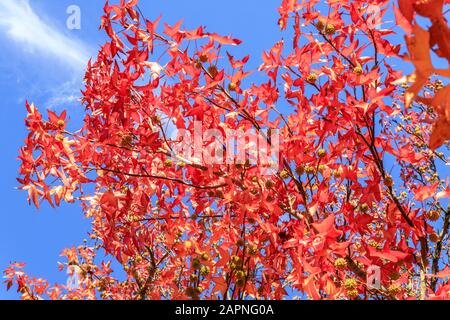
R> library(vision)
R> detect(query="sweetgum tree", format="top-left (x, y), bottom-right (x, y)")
top-left (4, 0), bottom-right (450, 300)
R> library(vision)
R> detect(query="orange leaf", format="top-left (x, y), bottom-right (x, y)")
top-left (404, 25), bottom-right (434, 108)
top-left (393, 4), bottom-right (412, 34)
top-left (208, 33), bottom-right (242, 46)
top-left (414, 182), bottom-right (439, 201)
top-left (398, 0), bottom-right (414, 22)
top-left (304, 275), bottom-right (321, 300)
top-left (416, 85), bottom-right (450, 149)
top-left (430, 116), bottom-right (450, 150)
top-left (428, 266), bottom-right (450, 278)
top-left (429, 20), bottom-right (450, 60)
top-left (312, 213), bottom-right (342, 238)
top-left (413, 0), bottom-right (444, 20)
top-left (28, 185), bottom-right (39, 208)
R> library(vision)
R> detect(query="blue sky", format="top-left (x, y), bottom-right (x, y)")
top-left (0, 0), bottom-right (283, 300)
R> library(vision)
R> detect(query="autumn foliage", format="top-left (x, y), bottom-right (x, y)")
top-left (4, 0), bottom-right (450, 300)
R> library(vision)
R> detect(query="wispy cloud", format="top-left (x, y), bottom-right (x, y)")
top-left (0, 0), bottom-right (90, 71)
top-left (45, 79), bottom-right (82, 110)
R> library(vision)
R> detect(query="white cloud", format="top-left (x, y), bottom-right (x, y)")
top-left (0, 0), bottom-right (90, 71)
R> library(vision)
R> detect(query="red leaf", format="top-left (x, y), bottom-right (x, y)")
top-left (413, 0), bottom-right (444, 20)
top-left (208, 33), bottom-right (242, 46)
top-left (397, 0), bottom-right (414, 22)
top-left (436, 189), bottom-right (450, 200)
top-left (304, 275), bottom-right (321, 300)
top-left (437, 267), bottom-right (450, 278)
top-left (28, 186), bottom-right (39, 209)
top-left (6, 280), bottom-right (13, 291)
top-left (312, 214), bottom-right (342, 238)
top-left (369, 248), bottom-right (409, 262)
